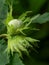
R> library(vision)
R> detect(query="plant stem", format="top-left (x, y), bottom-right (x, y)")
top-left (0, 34), bottom-right (7, 38)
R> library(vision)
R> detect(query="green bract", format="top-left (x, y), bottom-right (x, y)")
top-left (6, 11), bottom-right (39, 56)
top-left (7, 35), bottom-right (38, 56)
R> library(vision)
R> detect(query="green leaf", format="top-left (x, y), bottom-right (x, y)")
top-left (0, 0), bottom-right (8, 23)
top-left (0, 22), bottom-right (6, 34)
top-left (0, 0), bottom-right (5, 13)
top-left (0, 39), bottom-right (9, 65)
top-left (11, 53), bottom-right (24, 65)
top-left (33, 13), bottom-right (49, 24)
top-left (0, 5), bottom-right (8, 22)
top-left (0, 2), bottom-right (8, 34)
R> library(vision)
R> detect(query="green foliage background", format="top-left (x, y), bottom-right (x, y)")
top-left (0, 0), bottom-right (49, 65)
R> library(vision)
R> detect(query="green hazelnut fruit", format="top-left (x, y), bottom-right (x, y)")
top-left (8, 19), bottom-right (22, 35)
